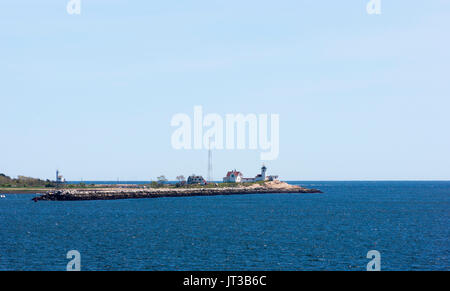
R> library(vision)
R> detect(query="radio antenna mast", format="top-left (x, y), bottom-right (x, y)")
top-left (207, 138), bottom-right (213, 183)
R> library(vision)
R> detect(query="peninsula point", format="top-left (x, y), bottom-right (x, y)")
top-left (32, 181), bottom-right (322, 202)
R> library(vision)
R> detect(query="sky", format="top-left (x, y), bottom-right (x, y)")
top-left (0, 0), bottom-right (449, 181)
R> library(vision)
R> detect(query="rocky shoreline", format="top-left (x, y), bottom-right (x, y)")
top-left (32, 182), bottom-right (322, 202)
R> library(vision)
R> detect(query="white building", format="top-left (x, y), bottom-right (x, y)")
top-left (223, 170), bottom-right (243, 183)
top-left (56, 170), bottom-right (66, 183)
top-left (187, 175), bottom-right (207, 185)
top-left (224, 165), bottom-right (279, 183)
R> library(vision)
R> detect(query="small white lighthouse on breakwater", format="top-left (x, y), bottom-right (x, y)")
top-left (56, 170), bottom-right (66, 183)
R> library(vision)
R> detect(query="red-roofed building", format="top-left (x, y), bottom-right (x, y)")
top-left (223, 164), bottom-right (278, 183)
top-left (223, 170), bottom-right (243, 183)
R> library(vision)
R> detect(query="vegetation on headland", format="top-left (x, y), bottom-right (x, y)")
top-left (146, 179), bottom-right (267, 189)
top-left (0, 173), bottom-right (96, 193)
top-left (177, 181), bottom-right (267, 188)
top-left (0, 173), bottom-right (56, 188)
top-left (0, 172), bottom-right (267, 188)
top-left (0, 172), bottom-right (273, 194)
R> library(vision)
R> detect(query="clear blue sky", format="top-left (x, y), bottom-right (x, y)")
top-left (1, 1), bottom-right (449, 181)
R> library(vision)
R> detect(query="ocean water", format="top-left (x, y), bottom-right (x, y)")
top-left (0, 181), bottom-right (448, 271)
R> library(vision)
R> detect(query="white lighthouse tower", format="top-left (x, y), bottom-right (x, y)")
top-left (56, 170), bottom-right (65, 183)
top-left (261, 164), bottom-right (267, 181)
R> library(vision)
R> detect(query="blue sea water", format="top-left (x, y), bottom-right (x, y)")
top-left (0, 181), bottom-right (448, 271)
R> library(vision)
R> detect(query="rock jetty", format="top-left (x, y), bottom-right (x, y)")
top-left (32, 181), bottom-right (322, 202)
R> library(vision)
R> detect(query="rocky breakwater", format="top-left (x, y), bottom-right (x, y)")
top-left (32, 181), bottom-right (322, 202)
